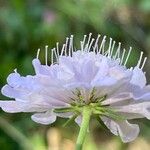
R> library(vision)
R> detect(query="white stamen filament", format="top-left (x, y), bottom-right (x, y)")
top-left (124, 47), bottom-right (132, 66)
top-left (99, 36), bottom-right (106, 54)
top-left (86, 33), bottom-right (92, 50)
top-left (53, 48), bottom-right (58, 62)
top-left (51, 49), bottom-right (54, 64)
top-left (56, 42), bottom-right (59, 56)
top-left (65, 38), bottom-right (69, 56)
top-left (80, 41), bottom-right (84, 52)
top-left (36, 48), bottom-right (41, 59)
top-left (69, 35), bottom-right (73, 56)
top-left (37, 34), bottom-right (147, 71)
top-left (93, 34), bottom-right (100, 53)
top-left (45, 45), bottom-right (48, 65)
top-left (14, 69), bottom-right (17, 73)
top-left (88, 38), bottom-right (95, 52)
top-left (82, 35), bottom-right (87, 49)
top-left (114, 42), bottom-right (121, 59)
top-left (141, 57), bottom-right (147, 69)
top-left (137, 51), bottom-right (144, 68)
top-left (107, 38), bottom-right (113, 57)
top-left (120, 49), bottom-right (126, 65)
top-left (130, 67), bottom-right (133, 71)
top-left (110, 41), bottom-right (116, 57)
top-left (61, 44), bottom-right (66, 56)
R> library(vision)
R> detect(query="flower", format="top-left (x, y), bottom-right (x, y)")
top-left (0, 33), bottom-right (150, 143)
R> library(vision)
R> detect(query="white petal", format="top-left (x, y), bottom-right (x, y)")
top-left (0, 100), bottom-right (49, 113)
top-left (7, 72), bottom-right (21, 87)
top-left (32, 59), bottom-right (51, 75)
top-left (101, 117), bottom-right (139, 143)
top-left (0, 101), bottom-right (25, 113)
top-left (130, 67), bottom-right (146, 88)
top-left (114, 102), bottom-right (150, 119)
top-left (31, 110), bottom-right (56, 125)
top-left (1, 85), bottom-right (29, 99)
top-left (95, 78), bottom-right (129, 98)
top-left (28, 93), bottom-right (69, 108)
top-left (75, 115), bottom-right (82, 126)
top-left (92, 77), bottom-right (117, 87)
top-left (102, 93), bottom-right (132, 106)
top-left (109, 66), bottom-right (128, 80)
top-left (81, 59), bottom-right (98, 82)
top-left (94, 57), bottom-right (109, 80)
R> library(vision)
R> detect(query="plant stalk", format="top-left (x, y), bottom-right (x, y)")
top-left (75, 106), bottom-right (91, 150)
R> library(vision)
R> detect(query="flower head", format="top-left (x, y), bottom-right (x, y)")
top-left (0, 33), bottom-right (150, 143)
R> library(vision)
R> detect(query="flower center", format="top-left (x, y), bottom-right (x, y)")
top-left (54, 88), bottom-right (125, 122)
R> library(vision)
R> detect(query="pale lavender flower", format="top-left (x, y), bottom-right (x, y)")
top-left (0, 34), bottom-right (150, 143)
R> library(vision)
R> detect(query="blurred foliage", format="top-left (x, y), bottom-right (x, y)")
top-left (0, 0), bottom-right (150, 149)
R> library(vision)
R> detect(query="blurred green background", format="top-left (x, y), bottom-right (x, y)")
top-left (0, 0), bottom-right (150, 150)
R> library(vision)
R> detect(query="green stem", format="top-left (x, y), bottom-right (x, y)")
top-left (75, 106), bottom-right (91, 150)
top-left (0, 116), bottom-right (34, 150)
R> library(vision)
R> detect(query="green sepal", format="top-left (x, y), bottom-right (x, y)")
top-left (94, 107), bottom-right (126, 121)
top-left (54, 107), bottom-right (73, 113)
top-left (95, 115), bottom-right (108, 131)
top-left (63, 114), bottom-right (78, 127)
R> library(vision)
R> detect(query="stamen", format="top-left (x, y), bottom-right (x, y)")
top-left (69, 35), bottom-right (73, 56)
top-left (137, 51), bottom-right (144, 68)
top-left (86, 33), bottom-right (92, 51)
top-left (61, 44), bottom-right (66, 56)
top-left (45, 45), bottom-right (48, 65)
top-left (114, 42), bottom-right (121, 59)
top-left (36, 48), bottom-right (40, 59)
top-left (51, 49), bottom-right (54, 64)
top-left (107, 38), bottom-right (113, 57)
top-left (14, 69), bottom-right (17, 73)
top-left (56, 42), bottom-right (59, 56)
top-left (37, 34), bottom-right (148, 71)
top-left (120, 48), bottom-right (126, 65)
top-left (93, 34), bottom-right (101, 53)
top-left (99, 36), bottom-right (106, 54)
top-left (141, 57), bottom-right (147, 69)
top-left (65, 37), bottom-right (69, 56)
top-left (88, 38), bottom-right (95, 52)
top-left (124, 47), bottom-right (132, 66)
top-left (130, 67), bottom-right (133, 71)
top-left (80, 41), bottom-right (84, 52)
top-left (82, 35), bottom-right (87, 50)
top-left (110, 41), bottom-right (116, 57)
top-left (53, 48), bottom-right (58, 62)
